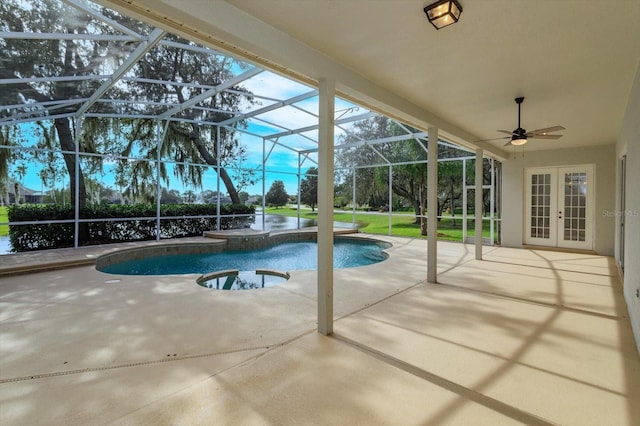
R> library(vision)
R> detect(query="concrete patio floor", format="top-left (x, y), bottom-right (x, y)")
top-left (1, 235), bottom-right (638, 425)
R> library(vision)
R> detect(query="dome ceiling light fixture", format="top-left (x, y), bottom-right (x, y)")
top-left (423, 0), bottom-right (463, 30)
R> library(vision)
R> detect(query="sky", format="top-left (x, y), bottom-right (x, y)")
top-left (3, 0), bottom-right (370, 200)
top-left (9, 70), bottom-right (365, 199)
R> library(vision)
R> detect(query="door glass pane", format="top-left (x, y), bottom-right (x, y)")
top-left (530, 173), bottom-right (551, 239)
top-left (561, 172), bottom-right (587, 241)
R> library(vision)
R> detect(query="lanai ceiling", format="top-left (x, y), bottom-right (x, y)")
top-left (98, 0), bottom-right (640, 158)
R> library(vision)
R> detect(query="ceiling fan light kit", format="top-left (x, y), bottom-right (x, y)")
top-left (424, 0), bottom-right (463, 30)
top-left (498, 97), bottom-right (565, 147)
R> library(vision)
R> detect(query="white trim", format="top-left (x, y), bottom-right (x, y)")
top-left (317, 77), bottom-right (335, 335)
top-left (427, 127), bottom-right (438, 283)
top-left (524, 165), bottom-right (595, 251)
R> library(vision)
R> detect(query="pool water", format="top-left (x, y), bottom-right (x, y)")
top-left (100, 239), bottom-right (390, 275)
top-left (198, 271), bottom-right (288, 290)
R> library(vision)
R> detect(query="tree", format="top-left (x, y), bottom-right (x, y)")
top-left (265, 180), bottom-right (288, 208)
top-left (183, 190), bottom-right (196, 203)
top-left (238, 191), bottom-right (250, 203)
top-left (435, 144), bottom-right (471, 224)
top-left (299, 167), bottom-right (318, 211)
top-left (0, 127), bottom-right (14, 206)
top-left (160, 188), bottom-right (182, 204)
top-left (336, 116), bottom-right (429, 226)
top-left (118, 32), bottom-right (258, 204)
top-left (0, 0), bottom-right (130, 206)
top-left (333, 181), bottom-right (351, 208)
top-left (99, 186), bottom-right (119, 204)
top-left (335, 116), bottom-right (492, 235)
top-left (0, 1), bottom-right (256, 207)
top-left (337, 120), bottom-right (390, 210)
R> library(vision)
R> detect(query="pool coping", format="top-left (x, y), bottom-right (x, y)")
top-left (0, 227), bottom-right (359, 277)
top-left (95, 228), bottom-right (366, 271)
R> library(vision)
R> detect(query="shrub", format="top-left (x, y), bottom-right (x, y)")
top-left (8, 203), bottom-right (255, 252)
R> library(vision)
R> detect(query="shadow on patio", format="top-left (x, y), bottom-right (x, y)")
top-left (1, 240), bottom-right (638, 425)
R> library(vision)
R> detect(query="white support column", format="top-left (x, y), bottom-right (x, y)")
top-left (153, 121), bottom-right (170, 239)
top-left (216, 126), bottom-right (221, 231)
top-left (261, 138), bottom-right (266, 230)
top-left (490, 158), bottom-right (495, 245)
top-left (73, 118), bottom-right (81, 249)
top-left (475, 148), bottom-right (484, 260)
top-left (462, 158), bottom-right (467, 242)
top-left (297, 152), bottom-right (302, 229)
top-left (317, 77), bottom-right (335, 335)
top-left (352, 168), bottom-right (356, 229)
top-left (155, 122), bottom-right (162, 240)
top-left (388, 165), bottom-right (393, 235)
top-left (427, 127), bottom-right (438, 283)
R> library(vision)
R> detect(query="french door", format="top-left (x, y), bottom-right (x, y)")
top-left (524, 165), bottom-right (594, 250)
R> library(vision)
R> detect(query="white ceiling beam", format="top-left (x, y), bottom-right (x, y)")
top-left (95, 0), bottom-right (507, 160)
top-left (62, 0), bottom-right (144, 39)
top-left (0, 98), bottom-right (88, 111)
top-left (0, 75), bottom-right (109, 85)
top-left (299, 131), bottom-right (431, 155)
top-left (0, 112), bottom-right (76, 126)
top-left (75, 28), bottom-right (166, 117)
top-left (219, 89), bottom-right (318, 126)
top-left (123, 76), bottom-right (217, 90)
top-left (0, 32), bottom-right (137, 41)
top-left (249, 116), bottom-right (318, 145)
top-left (157, 67), bottom-right (262, 119)
top-left (266, 111), bottom-right (377, 139)
top-left (0, 103), bottom-right (87, 122)
top-left (159, 39), bottom-right (223, 56)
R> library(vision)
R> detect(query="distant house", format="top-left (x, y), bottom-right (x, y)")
top-left (213, 196), bottom-right (232, 204)
top-left (246, 196), bottom-right (260, 206)
top-left (5, 182), bottom-right (44, 205)
top-left (196, 193), bottom-right (232, 204)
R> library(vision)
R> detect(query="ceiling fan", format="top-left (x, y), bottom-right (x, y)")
top-left (496, 97), bottom-right (564, 146)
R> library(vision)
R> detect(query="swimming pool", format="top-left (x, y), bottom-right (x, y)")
top-left (98, 238), bottom-right (390, 276)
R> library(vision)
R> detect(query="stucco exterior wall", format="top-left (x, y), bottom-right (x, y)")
top-left (615, 62), bottom-right (640, 354)
top-left (501, 145), bottom-right (616, 255)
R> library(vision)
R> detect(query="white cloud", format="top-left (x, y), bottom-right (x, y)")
top-left (236, 71), bottom-right (371, 145)
top-left (240, 71), bottom-right (312, 100)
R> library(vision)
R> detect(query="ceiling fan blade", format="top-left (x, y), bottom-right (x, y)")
top-left (527, 125), bottom-right (565, 135)
top-left (529, 134), bottom-right (563, 140)
top-left (504, 140), bottom-right (514, 147)
top-left (497, 129), bottom-right (515, 135)
top-left (475, 136), bottom-right (510, 142)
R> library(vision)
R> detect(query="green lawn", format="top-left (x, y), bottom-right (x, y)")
top-left (263, 206), bottom-right (494, 242)
top-left (0, 204), bottom-right (494, 242)
top-left (0, 206), bottom-right (8, 237)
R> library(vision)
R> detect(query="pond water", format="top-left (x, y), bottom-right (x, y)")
top-left (0, 236), bottom-right (9, 255)
top-left (0, 214), bottom-right (357, 255)
top-left (251, 214), bottom-right (356, 231)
